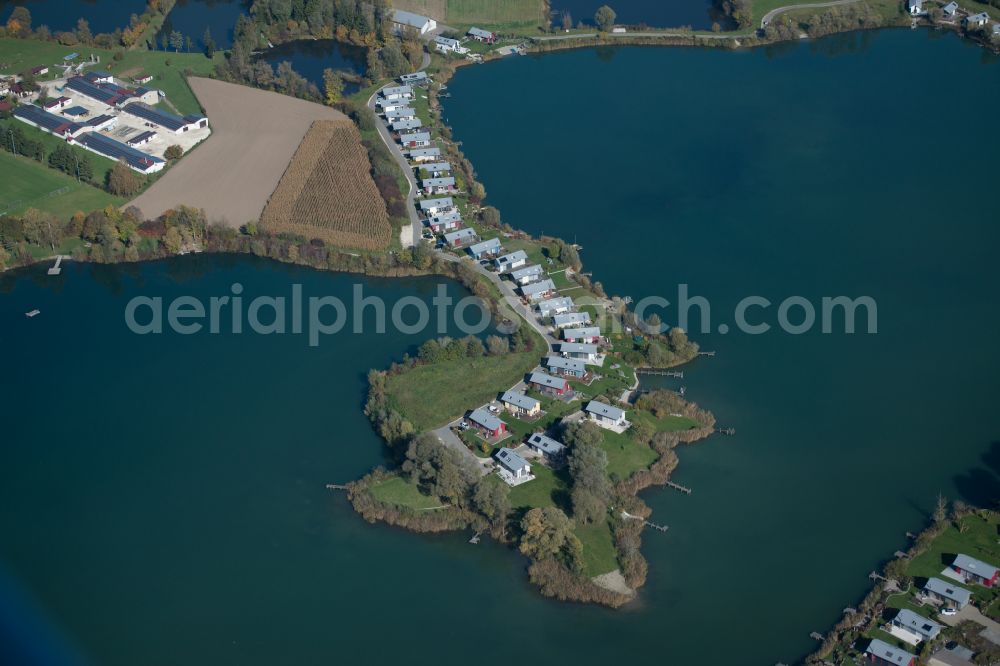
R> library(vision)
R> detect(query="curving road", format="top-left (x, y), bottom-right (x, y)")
top-left (760, 0), bottom-right (861, 27)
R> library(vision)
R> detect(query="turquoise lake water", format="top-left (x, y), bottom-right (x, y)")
top-left (3, 27), bottom-right (1000, 666)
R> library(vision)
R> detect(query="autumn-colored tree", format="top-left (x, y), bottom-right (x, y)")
top-left (106, 161), bottom-right (145, 196)
top-left (322, 68), bottom-right (343, 106)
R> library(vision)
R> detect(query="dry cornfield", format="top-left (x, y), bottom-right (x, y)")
top-left (260, 120), bottom-right (391, 251)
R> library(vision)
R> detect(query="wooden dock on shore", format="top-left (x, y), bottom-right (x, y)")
top-left (636, 368), bottom-right (684, 378)
top-left (325, 484), bottom-right (349, 491)
top-left (715, 427), bottom-right (736, 436)
top-left (621, 511), bottom-right (668, 532)
top-left (47, 255), bottom-right (64, 276)
top-left (666, 480), bottom-right (692, 495)
top-left (698, 351), bottom-right (716, 357)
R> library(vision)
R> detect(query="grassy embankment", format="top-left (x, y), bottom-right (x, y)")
top-left (0, 150), bottom-right (124, 216)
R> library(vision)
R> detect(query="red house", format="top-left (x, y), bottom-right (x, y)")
top-left (468, 408), bottom-right (506, 438)
top-left (953, 554), bottom-right (1000, 586)
top-left (528, 371), bottom-right (570, 397)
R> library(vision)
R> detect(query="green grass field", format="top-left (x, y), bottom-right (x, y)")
top-left (508, 464), bottom-right (570, 510)
top-left (0, 38), bottom-right (221, 115)
top-left (599, 428), bottom-right (659, 480)
top-left (2, 119), bottom-right (121, 183)
top-left (369, 475), bottom-right (446, 509)
top-left (0, 151), bottom-right (121, 218)
top-left (385, 348), bottom-right (541, 431)
top-left (575, 520), bottom-right (618, 576)
top-left (393, 0), bottom-right (547, 30)
top-left (906, 513), bottom-right (1000, 603)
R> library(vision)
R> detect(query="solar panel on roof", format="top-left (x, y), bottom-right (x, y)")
top-left (76, 132), bottom-right (164, 172)
top-left (123, 102), bottom-right (187, 131)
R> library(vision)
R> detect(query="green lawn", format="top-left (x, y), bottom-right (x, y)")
top-left (0, 38), bottom-right (222, 115)
top-left (369, 475), bottom-right (445, 510)
top-left (0, 151), bottom-right (121, 218)
top-left (631, 410), bottom-right (704, 433)
top-left (386, 348), bottom-right (541, 431)
top-left (508, 464), bottom-right (569, 510)
top-left (2, 119), bottom-right (121, 184)
top-left (393, 0), bottom-right (547, 30)
top-left (600, 428), bottom-right (659, 480)
top-left (575, 520), bottom-right (619, 577)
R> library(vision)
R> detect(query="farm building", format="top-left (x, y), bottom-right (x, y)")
top-left (952, 554), bottom-right (999, 586)
top-left (0, 77), bottom-right (10, 95)
top-left (126, 130), bottom-right (157, 147)
top-left (31, 65), bottom-right (49, 76)
top-left (43, 96), bottom-right (71, 110)
top-left (562, 326), bottom-right (601, 343)
top-left (13, 104), bottom-right (89, 138)
top-left (444, 228), bottom-right (479, 247)
top-left (8, 83), bottom-right (30, 99)
top-left (529, 371), bottom-right (571, 397)
top-left (468, 27), bottom-right (497, 43)
top-left (418, 196), bottom-right (453, 214)
top-left (500, 391), bottom-right (541, 417)
top-left (380, 84), bottom-right (413, 101)
top-left (74, 132), bottom-right (165, 174)
top-left (87, 71), bottom-right (114, 84)
top-left (545, 356), bottom-right (587, 379)
top-left (84, 113), bottom-right (117, 132)
top-left (560, 342), bottom-right (599, 362)
top-left (922, 578), bottom-right (971, 609)
top-left (865, 639), bottom-right (915, 666)
top-left (468, 238), bottom-right (503, 259)
top-left (537, 297), bottom-right (574, 318)
top-left (421, 176), bottom-right (456, 194)
top-left (123, 102), bottom-right (208, 134)
top-left (890, 609), bottom-right (941, 643)
top-left (398, 130), bottom-right (431, 148)
top-left (62, 105), bottom-right (89, 117)
top-left (134, 73), bottom-right (154, 84)
top-left (392, 9), bottom-right (437, 35)
top-left (419, 161), bottom-right (451, 176)
top-left (469, 408), bottom-right (506, 438)
top-left (586, 400), bottom-right (627, 429)
top-left (521, 279), bottom-right (556, 301)
top-left (400, 71), bottom-right (428, 84)
top-left (494, 250), bottom-right (528, 272)
top-left (510, 264), bottom-right (544, 285)
top-left (495, 448), bottom-right (532, 486)
top-left (966, 11), bottom-right (989, 26)
top-left (391, 118), bottom-right (423, 132)
top-left (65, 74), bottom-right (134, 107)
top-left (553, 311), bottom-right (591, 328)
top-left (526, 433), bottom-right (565, 460)
top-left (133, 86), bottom-right (159, 105)
top-left (408, 146), bottom-right (441, 162)
top-left (427, 211), bottom-right (462, 232)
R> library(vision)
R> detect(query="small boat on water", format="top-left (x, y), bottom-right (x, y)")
top-left (25, 309), bottom-right (40, 317)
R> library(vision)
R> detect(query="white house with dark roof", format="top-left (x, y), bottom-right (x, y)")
top-left (510, 264), bottom-right (544, 285)
top-left (942, 1), bottom-right (958, 17)
top-left (380, 98), bottom-right (411, 113)
top-left (965, 12), bottom-right (989, 27)
top-left (385, 106), bottom-right (416, 121)
top-left (392, 9), bottom-right (436, 34)
top-left (434, 36), bottom-right (467, 54)
top-left (922, 577), bottom-right (972, 609)
top-left (495, 447), bottom-right (532, 486)
top-left (952, 553), bottom-right (1000, 586)
top-left (562, 326), bottom-right (601, 343)
top-left (468, 237), bottom-right (503, 259)
top-left (537, 297), bottom-right (574, 318)
top-left (391, 118), bottom-right (423, 132)
top-left (494, 250), bottom-right (527, 272)
top-left (891, 608), bottom-right (942, 643)
top-left (907, 0), bottom-right (923, 14)
top-left (409, 146), bottom-right (441, 162)
top-left (586, 400), bottom-right (627, 429)
top-left (553, 311), bottom-right (591, 329)
top-left (526, 433), bottom-right (565, 460)
top-left (398, 130), bottom-right (431, 148)
top-left (444, 228), bottom-right (478, 247)
top-left (381, 84), bottom-right (413, 100)
top-left (560, 342), bottom-right (599, 362)
top-left (501, 390), bottom-right (541, 417)
top-left (400, 71), bottom-right (428, 84)
top-left (545, 355), bottom-right (587, 379)
top-left (520, 279), bottom-right (556, 301)
top-left (418, 196), bottom-right (452, 214)
top-left (865, 638), bottom-right (916, 666)
top-left (420, 162), bottom-right (452, 177)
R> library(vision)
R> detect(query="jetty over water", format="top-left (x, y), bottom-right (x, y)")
top-left (47, 255), bottom-right (64, 275)
top-left (666, 480), bottom-right (692, 494)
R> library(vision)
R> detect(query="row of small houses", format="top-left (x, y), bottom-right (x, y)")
top-left (862, 553), bottom-right (999, 666)
top-left (908, 0), bottom-right (1000, 33)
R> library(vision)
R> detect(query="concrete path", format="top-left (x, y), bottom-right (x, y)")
top-left (760, 0), bottom-right (862, 27)
top-left (432, 423), bottom-right (493, 474)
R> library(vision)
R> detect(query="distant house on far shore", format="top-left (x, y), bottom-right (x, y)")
top-left (907, 0), bottom-right (922, 14)
top-left (965, 11), bottom-right (989, 27)
top-left (942, 1), bottom-right (958, 18)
